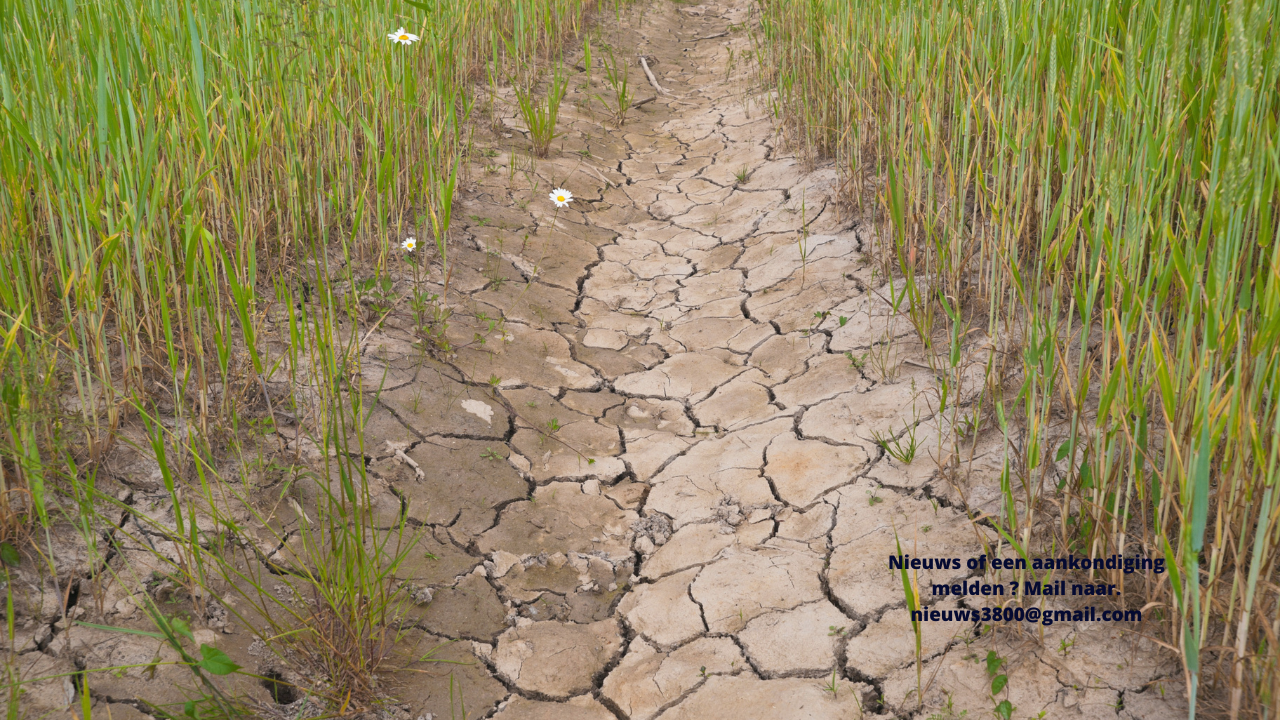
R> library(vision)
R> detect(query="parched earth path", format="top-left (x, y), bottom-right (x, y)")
top-left (354, 2), bottom-right (1184, 719)
top-left (14, 1), bottom-right (1185, 719)
top-left (368, 5), bottom-right (972, 714)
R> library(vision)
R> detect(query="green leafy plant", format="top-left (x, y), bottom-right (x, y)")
top-left (984, 651), bottom-right (1013, 720)
top-left (894, 527), bottom-right (923, 710)
top-left (821, 666), bottom-right (841, 698)
top-left (871, 421), bottom-right (920, 464)
top-left (597, 48), bottom-right (634, 126)
top-left (513, 66), bottom-right (568, 157)
top-left (867, 487), bottom-right (884, 506)
top-left (803, 310), bottom-right (829, 337)
top-left (79, 605), bottom-right (244, 718)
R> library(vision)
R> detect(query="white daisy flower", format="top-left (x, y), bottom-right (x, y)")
top-left (387, 27), bottom-right (420, 45)
top-left (549, 188), bottom-right (573, 207)
top-left (402, 237), bottom-right (417, 252)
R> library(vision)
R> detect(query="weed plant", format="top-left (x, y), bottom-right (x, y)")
top-left (513, 65), bottom-right (570, 157)
top-left (0, 0), bottom-right (610, 713)
top-left (598, 47), bottom-right (634, 126)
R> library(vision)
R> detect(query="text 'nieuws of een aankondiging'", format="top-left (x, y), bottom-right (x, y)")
top-left (889, 553), bottom-right (1165, 626)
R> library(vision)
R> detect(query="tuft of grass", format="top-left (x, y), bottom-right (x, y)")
top-left (513, 64), bottom-right (569, 158)
top-left (0, 0), bottom-right (608, 713)
top-left (597, 47), bottom-right (634, 126)
top-left (872, 422), bottom-right (920, 465)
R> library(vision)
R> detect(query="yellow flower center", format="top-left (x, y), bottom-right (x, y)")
top-left (400, 34), bottom-right (409, 40)
top-left (557, 195), bottom-right (566, 201)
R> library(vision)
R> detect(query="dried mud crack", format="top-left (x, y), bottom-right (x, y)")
top-left (10, 1), bottom-right (1185, 719)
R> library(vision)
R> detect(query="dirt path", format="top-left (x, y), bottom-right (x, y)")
top-left (338, 1), bottom-right (1189, 719)
top-left (3, 3), bottom-right (1189, 719)
top-left (365, 3), bottom-right (952, 715)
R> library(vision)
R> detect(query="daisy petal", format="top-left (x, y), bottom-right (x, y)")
top-left (549, 188), bottom-right (573, 207)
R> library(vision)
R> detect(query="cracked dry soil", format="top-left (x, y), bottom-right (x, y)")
top-left (10, 2), bottom-right (1192, 719)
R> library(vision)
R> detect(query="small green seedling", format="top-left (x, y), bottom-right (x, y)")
top-left (867, 487), bottom-right (884, 506)
top-left (985, 650), bottom-right (1014, 719)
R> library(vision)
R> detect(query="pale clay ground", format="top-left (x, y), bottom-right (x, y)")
top-left (11, 2), bottom-right (1191, 719)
